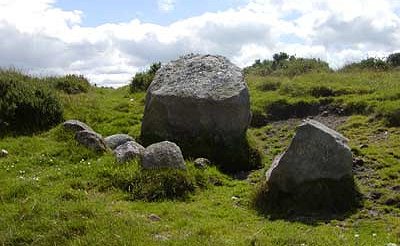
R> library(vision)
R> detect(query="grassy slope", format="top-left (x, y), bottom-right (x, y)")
top-left (0, 74), bottom-right (399, 245)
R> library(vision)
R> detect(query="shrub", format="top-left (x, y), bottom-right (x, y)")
top-left (0, 69), bottom-right (64, 135)
top-left (130, 62), bottom-right (161, 93)
top-left (387, 52), bottom-right (400, 67)
top-left (54, 74), bottom-right (91, 94)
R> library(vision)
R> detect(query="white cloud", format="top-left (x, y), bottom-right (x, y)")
top-left (158, 0), bottom-right (176, 13)
top-left (0, 0), bottom-right (400, 87)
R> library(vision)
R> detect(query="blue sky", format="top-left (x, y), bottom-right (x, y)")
top-left (55, 0), bottom-right (248, 26)
top-left (1, 0), bottom-right (400, 87)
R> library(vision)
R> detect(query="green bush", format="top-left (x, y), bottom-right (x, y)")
top-left (0, 69), bottom-right (64, 135)
top-left (130, 62), bottom-right (161, 93)
top-left (244, 53), bottom-right (331, 76)
top-left (54, 74), bottom-right (91, 94)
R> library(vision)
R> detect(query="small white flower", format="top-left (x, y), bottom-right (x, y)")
top-left (354, 234), bottom-right (360, 238)
top-left (18, 176), bottom-right (24, 179)
top-left (386, 243), bottom-right (397, 246)
top-left (372, 233), bottom-right (377, 237)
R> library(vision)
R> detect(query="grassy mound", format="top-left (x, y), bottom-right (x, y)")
top-left (98, 160), bottom-right (226, 201)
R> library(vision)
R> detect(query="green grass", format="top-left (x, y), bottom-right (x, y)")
top-left (248, 71), bottom-right (400, 126)
top-left (0, 71), bottom-right (399, 245)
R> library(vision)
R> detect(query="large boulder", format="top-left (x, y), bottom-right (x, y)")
top-left (105, 134), bottom-right (134, 150)
top-left (261, 119), bottom-right (357, 215)
top-left (75, 130), bottom-right (107, 152)
top-left (141, 141), bottom-right (186, 170)
top-left (114, 141), bottom-right (145, 163)
top-left (141, 54), bottom-right (254, 171)
top-left (63, 120), bottom-right (93, 133)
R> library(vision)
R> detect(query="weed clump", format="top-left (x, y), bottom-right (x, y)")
top-left (98, 161), bottom-right (226, 201)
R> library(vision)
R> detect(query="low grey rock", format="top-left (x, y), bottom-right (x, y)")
top-left (75, 130), bottom-right (107, 152)
top-left (266, 119), bottom-right (353, 192)
top-left (194, 158), bottom-right (210, 169)
top-left (63, 120), bottom-right (93, 133)
top-left (142, 141), bottom-right (186, 170)
top-left (0, 149), bottom-right (8, 158)
top-left (105, 134), bottom-right (134, 150)
top-left (114, 141), bottom-right (145, 163)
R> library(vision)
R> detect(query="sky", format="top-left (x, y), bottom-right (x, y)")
top-left (1, 0), bottom-right (400, 87)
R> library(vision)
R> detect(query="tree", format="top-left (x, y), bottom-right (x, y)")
top-left (387, 53), bottom-right (400, 67)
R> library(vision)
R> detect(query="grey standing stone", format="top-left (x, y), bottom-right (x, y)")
top-left (266, 119), bottom-right (353, 192)
top-left (63, 120), bottom-right (93, 133)
top-left (75, 130), bottom-right (107, 152)
top-left (141, 54), bottom-right (252, 171)
top-left (114, 141), bottom-right (145, 163)
top-left (142, 141), bottom-right (186, 170)
top-left (105, 134), bottom-right (134, 150)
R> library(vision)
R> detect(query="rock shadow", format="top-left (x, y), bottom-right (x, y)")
top-left (252, 176), bottom-right (364, 225)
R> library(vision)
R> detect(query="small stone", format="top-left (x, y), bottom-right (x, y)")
top-left (148, 214), bottom-right (161, 222)
top-left (194, 158), bottom-right (210, 169)
top-left (114, 141), bottom-right (145, 163)
top-left (105, 134), bottom-right (134, 150)
top-left (63, 120), bottom-right (93, 133)
top-left (75, 130), bottom-right (107, 152)
top-left (0, 149), bottom-right (8, 157)
top-left (142, 141), bottom-right (186, 170)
